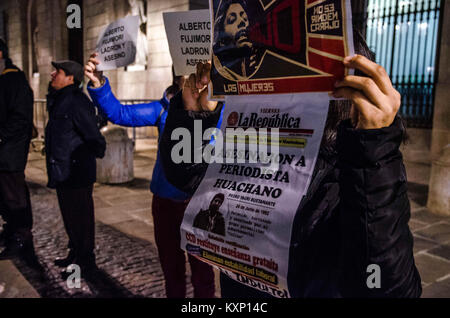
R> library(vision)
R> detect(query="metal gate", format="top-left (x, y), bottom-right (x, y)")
top-left (364, 0), bottom-right (443, 128)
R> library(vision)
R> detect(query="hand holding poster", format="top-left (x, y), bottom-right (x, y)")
top-left (209, 0), bottom-right (354, 99)
top-left (163, 10), bottom-right (212, 76)
top-left (96, 16), bottom-right (140, 71)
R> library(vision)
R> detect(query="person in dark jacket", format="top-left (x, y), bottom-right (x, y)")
top-left (45, 60), bottom-right (106, 274)
top-left (84, 53), bottom-right (216, 298)
top-left (193, 193), bottom-right (226, 236)
top-left (159, 31), bottom-right (422, 297)
top-left (0, 39), bottom-right (37, 263)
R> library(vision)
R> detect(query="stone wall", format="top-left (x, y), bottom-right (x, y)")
top-left (0, 0), bottom-right (69, 98)
top-left (33, 0), bottom-right (69, 98)
top-left (0, 0), bottom-right (27, 72)
top-left (2, 0), bottom-right (209, 138)
top-left (82, 0), bottom-right (208, 100)
top-left (1, 0), bottom-right (209, 99)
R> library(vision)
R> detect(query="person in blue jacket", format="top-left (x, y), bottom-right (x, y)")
top-left (84, 52), bottom-right (215, 298)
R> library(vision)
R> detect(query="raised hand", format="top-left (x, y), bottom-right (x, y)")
top-left (332, 55), bottom-right (401, 130)
top-left (84, 52), bottom-right (104, 88)
top-left (183, 62), bottom-right (218, 112)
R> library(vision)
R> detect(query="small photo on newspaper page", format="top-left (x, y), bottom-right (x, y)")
top-left (209, 0), bottom-right (354, 99)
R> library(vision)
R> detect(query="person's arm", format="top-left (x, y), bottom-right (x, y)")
top-left (0, 72), bottom-right (33, 145)
top-left (337, 117), bottom-right (421, 297)
top-left (84, 52), bottom-right (163, 128)
top-left (87, 77), bottom-right (163, 127)
top-left (159, 62), bottom-right (222, 195)
top-left (159, 92), bottom-right (223, 195)
top-left (73, 93), bottom-right (106, 159)
top-left (333, 55), bottom-right (421, 297)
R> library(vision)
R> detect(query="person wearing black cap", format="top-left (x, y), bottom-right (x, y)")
top-left (193, 193), bottom-right (226, 236)
top-left (46, 60), bottom-right (106, 276)
top-left (0, 38), bottom-right (38, 265)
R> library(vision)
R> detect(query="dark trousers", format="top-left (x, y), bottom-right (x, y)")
top-left (0, 171), bottom-right (33, 240)
top-left (56, 185), bottom-right (95, 265)
top-left (152, 195), bottom-right (215, 298)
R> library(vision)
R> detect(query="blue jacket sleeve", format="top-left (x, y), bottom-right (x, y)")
top-left (87, 77), bottom-right (163, 127)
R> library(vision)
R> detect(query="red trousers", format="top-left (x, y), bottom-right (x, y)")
top-left (152, 195), bottom-right (215, 298)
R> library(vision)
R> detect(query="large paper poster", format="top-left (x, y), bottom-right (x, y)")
top-left (163, 10), bottom-right (212, 76)
top-left (96, 16), bottom-right (140, 71)
top-left (180, 94), bottom-right (330, 297)
top-left (209, 0), bottom-right (354, 99)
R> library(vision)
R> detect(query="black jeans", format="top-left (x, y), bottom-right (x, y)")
top-left (0, 171), bottom-right (33, 240)
top-left (56, 184), bottom-right (95, 265)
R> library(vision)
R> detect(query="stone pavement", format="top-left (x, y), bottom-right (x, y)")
top-left (404, 161), bottom-right (450, 297)
top-left (0, 141), bottom-right (220, 298)
top-left (0, 141), bottom-right (449, 298)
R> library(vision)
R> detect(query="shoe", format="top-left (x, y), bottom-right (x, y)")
top-left (54, 250), bottom-right (76, 268)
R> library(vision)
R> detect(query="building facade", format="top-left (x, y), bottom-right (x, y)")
top-left (1, 1), bottom-right (449, 214)
top-left (0, 0), bottom-right (209, 100)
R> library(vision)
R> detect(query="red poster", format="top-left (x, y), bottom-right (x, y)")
top-left (209, 0), bottom-right (355, 99)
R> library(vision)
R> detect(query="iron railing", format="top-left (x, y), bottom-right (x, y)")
top-left (364, 0), bottom-right (443, 128)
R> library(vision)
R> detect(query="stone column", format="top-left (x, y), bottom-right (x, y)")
top-left (97, 126), bottom-right (134, 184)
top-left (428, 145), bottom-right (450, 216)
top-left (428, 1), bottom-right (450, 216)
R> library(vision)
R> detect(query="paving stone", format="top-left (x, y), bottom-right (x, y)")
top-left (411, 208), bottom-right (448, 225)
top-left (93, 196), bottom-right (113, 209)
top-left (128, 209), bottom-right (153, 225)
top-left (123, 178), bottom-right (152, 191)
top-left (104, 193), bottom-right (152, 206)
top-left (422, 277), bottom-right (450, 298)
top-left (93, 186), bottom-right (136, 200)
top-left (413, 236), bottom-right (439, 254)
top-left (134, 157), bottom-right (154, 167)
top-left (6, 148), bottom-right (448, 297)
top-left (0, 261), bottom-right (40, 298)
top-left (415, 222), bottom-right (450, 243)
top-left (1, 149), bottom-right (220, 298)
top-left (409, 200), bottom-right (422, 213)
top-left (111, 219), bottom-right (155, 243)
top-left (406, 181), bottom-right (429, 206)
top-left (409, 219), bottom-right (428, 232)
top-left (414, 253), bottom-right (450, 284)
top-left (428, 245), bottom-right (450, 261)
top-left (94, 206), bottom-right (135, 225)
top-left (99, 198), bottom-right (152, 216)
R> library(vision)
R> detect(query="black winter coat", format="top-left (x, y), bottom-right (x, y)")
top-left (45, 84), bottom-right (106, 189)
top-left (160, 93), bottom-right (422, 298)
top-left (0, 59), bottom-right (34, 172)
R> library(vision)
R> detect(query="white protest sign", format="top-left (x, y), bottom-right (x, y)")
top-left (163, 10), bottom-right (211, 76)
top-left (180, 93), bottom-right (330, 298)
top-left (96, 16), bottom-right (140, 71)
